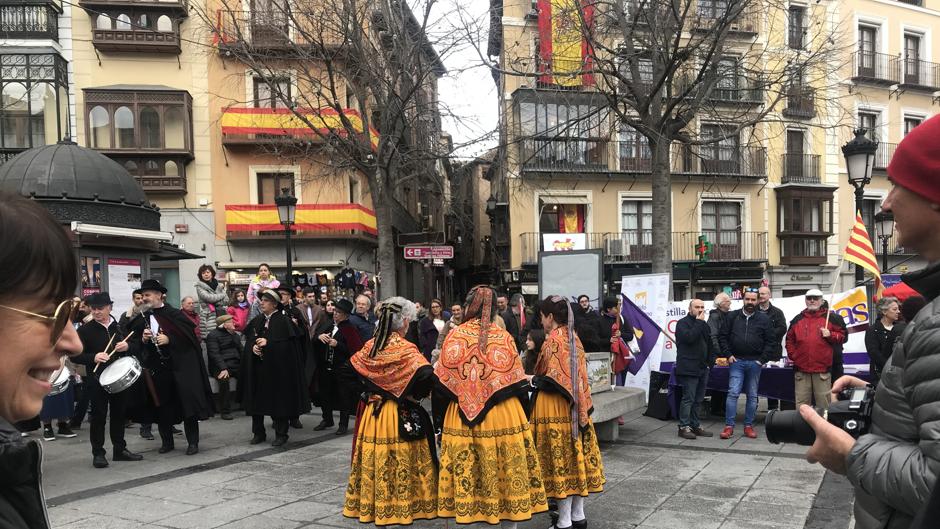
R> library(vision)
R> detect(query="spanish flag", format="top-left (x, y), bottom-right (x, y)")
top-left (537, 0), bottom-right (594, 86)
top-left (844, 212), bottom-right (883, 297)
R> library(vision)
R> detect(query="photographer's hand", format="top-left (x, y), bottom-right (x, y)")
top-left (831, 375), bottom-right (868, 400)
top-left (800, 405), bottom-right (855, 475)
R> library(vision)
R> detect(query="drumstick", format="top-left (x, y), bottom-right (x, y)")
top-left (93, 332), bottom-right (134, 374)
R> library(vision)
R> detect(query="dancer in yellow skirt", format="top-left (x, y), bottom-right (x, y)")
top-left (435, 285), bottom-right (548, 528)
top-left (343, 297), bottom-right (438, 526)
top-left (532, 296), bottom-right (605, 529)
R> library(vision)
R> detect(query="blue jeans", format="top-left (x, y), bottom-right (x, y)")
top-left (725, 359), bottom-right (761, 427)
top-left (677, 370), bottom-right (709, 429)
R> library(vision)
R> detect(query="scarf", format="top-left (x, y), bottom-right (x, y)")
top-left (537, 324), bottom-right (592, 439)
top-left (238, 300), bottom-right (249, 309)
top-left (200, 277), bottom-right (219, 292)
top-left (350, 333), bottom-right (430, 399)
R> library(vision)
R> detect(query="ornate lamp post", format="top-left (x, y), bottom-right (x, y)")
top-left (275, 187), bottom-right (297, 286)
top-left (842, 128), bottom-right (878, 285)
top-left (875, 211), bottom-right (895, 273)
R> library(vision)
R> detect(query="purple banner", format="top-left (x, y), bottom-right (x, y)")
top-left (621, 294), bottom-right (664, 376)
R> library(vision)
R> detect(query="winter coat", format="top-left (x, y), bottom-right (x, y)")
top-left (181, 309), bottom-right (201, 341)
top-left (785, 308), bottom-right (846, 373)
top-left (0, 419), bottom-right (49, 529)
top-left (759, 303), bottom-right (787, 360)
top-left (239, 310), bottom-right (311, 417)
top-left (707, 309), bottom-right (729, 357)
top-left (718, 309), bottom-right (775, 363)
top-left (206, 327), bottom-right (243, 377)
top-left (348, 312), bottom-right (377, 341)
top-left (227, 304), bottom-right (250, 333)
top-left (675, 314), bottom-right (717, 376)
top-left (247, 276), bottom-right (279, 305)
top-left (418, 316), bottom-right (447, 360)
top-left (847, 261), bottom-right (940, 529)
top-left (865, 319), bottom-right (905, 386)
top-left (195, 280), bottom-right (228, 340)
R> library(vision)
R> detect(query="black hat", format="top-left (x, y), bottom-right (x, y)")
top-left (334, 298), bottom-right (354, 315)
top-left (86, 292), bottom-right (114, 307)
top-left (258, 289), bottom-right (280, 304)
top-left (140, 279), bottom-right (167, 294)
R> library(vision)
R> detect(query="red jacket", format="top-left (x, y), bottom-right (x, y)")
top-left (227, 305), bottom-right (250, 332)
top-left (182, 309), bottom-right (201, 341)
top-left (785, 308), bottom-right (846, 373)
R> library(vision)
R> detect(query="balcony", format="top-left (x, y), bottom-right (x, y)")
top-left (92, 26), bottom-right (181, 53)
top-left (780, 237), bottom-right (828, 266)
top-left (79, 0), bottom-right (188, 14)
top-left (873, 142), bottom-right (897, 171)
top-left (220, 106), bottom-right (378, 150)
top-left (899, 57), bottom-right (940, 90)
top-left (225, 203), bottom-right (377, 242)
top-left (782, 86), bottom-right (815, 119)
top-left (136, 175), bottom-right (186, 194)
top-left (0, 148), bottom-right (25, 166)
top-left (694, 0), bottom-right (760, 35)
top-left (677, 75), bottom-right (764, 106)
top-left (518, 137), bottom-right (609, 172)
top-left (852, 51), bottom-right (900, 84)
top-left (214, 10), bottom-right (345, 53)
top-left (673, 145), bottom-right (767, 179)
top-left (0, 4), bottom-right (59, 41)
top-left (781, 153), bottom-right (821, 184)
top-left (519, 231), bottom-right (768, 265)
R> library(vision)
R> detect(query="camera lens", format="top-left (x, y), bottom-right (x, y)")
top-left (765, 409), bottom-right (818, 446)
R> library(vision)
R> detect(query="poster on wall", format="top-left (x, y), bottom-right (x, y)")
top-left (620, 273), bottom-right (671, 402)
top-left (80, 256), bottom-right (101, 298)
top-left (107, 258), bottom-right (142, 317)
top-left (541, 232), bottom-right (587, 252)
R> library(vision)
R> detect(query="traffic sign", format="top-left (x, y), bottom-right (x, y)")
top-left (403, 245), bottom-right (454, 260)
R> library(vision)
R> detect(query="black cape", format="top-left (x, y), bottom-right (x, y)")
top-left (239, 309), bottom-right (311, 417)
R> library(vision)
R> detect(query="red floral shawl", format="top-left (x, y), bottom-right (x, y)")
top-left (350, 334), bottom-right (429, 399)
top-left (536, 326), bottom-right (593, 428)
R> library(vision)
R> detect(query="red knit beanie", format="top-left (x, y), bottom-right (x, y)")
top-left (888, 114), bottom-right (940, 205)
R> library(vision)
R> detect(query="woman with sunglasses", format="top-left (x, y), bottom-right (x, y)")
top-left (0, 192), bottom-right (84, 529)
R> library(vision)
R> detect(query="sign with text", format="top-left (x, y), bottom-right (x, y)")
top-left (404, 246), bottom-right (454, 259)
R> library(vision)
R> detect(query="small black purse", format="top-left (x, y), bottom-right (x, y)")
top-left (398, 399), bottom-right (427, 441)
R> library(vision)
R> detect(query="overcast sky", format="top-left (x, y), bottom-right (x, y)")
top-left (429, 0), bottom-right (500, 159)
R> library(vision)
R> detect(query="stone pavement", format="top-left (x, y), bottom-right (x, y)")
top-left (37, 408), bottom-right (855, 529)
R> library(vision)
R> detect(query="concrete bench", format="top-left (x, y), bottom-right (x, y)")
top-left (591, 386), bottom-right (646, 441)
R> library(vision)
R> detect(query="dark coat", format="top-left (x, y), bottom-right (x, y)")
top-left (312, 318), bottom-right (364, 414)
top-left (74, 318), bottom-right (125, 381)
top-left (760, 303), bottom-right (787, 360)
top-left (865, 319), bottom-right (905, 385)
top-left (718, 309), bottom-right (776, 363)
top-left (0, 421), bottom-right (48, 529)
top-left (501, 308), bottom-right (532, 353)
top-left (240, 310), bottom-right (311, 417)
top-left (707, 309), bottom-right (729, 357)
top-left (348, 312), bottom-right (376, 341)
top-left (206, 327), bottom-right (243, 377)
top-left (128, 304), bottom-right (214, 421)
top-left (418, 317), bottom-right (446, 360)
top-left (675, 314), bottom-right (717, 376)
top-left (598, 312), bottom-right (635, 348)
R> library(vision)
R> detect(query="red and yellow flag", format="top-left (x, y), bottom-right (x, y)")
top-left (537, 0), bottom-right (594, 86)
top-left (844, 212), bottom-right (883, 297)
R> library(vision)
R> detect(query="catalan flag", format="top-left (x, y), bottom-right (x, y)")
top-left (844, 211), bottom-right (883, 297)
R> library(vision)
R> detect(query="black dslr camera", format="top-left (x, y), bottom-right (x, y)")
top-left (766, 386), bottom-right (876, 446)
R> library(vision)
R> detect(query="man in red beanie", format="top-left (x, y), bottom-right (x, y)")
top-left (799, 115), bottom-right (940, 529)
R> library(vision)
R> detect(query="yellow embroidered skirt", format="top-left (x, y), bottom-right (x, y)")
top-left (438, 399), bottom-right (548, 524)
top-left (531, 391), bottom-right (605, 499)
top-left (343, 399), bottom-right (438, 526)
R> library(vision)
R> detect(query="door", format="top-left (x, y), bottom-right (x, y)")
top-left (858, 27), bottom-right (876, 77)
top-left (702, 201), bottom-right (742, 260)
top-left (905, 34), bottom-right (921, 84)
top-left (786, 130), bottom-right (805, 180)
top-left (250, 0), bottom-right (289, 46)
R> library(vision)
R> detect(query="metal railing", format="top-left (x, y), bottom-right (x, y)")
top-left (853, 51), bottom-right (900, 83)
top-left (0, 4), bottom-right (58, 41)
top-left (519, 137), bottom-right (609, 171)
top-left (788, 24), bottom-right (805, 50)
top-left (215, 10), bottom-right (346, 49)
top-left (873, 142), bottom-right (897, 170)
top-left (782, 86), bottom-right (815, 118)
top-left (899, 57), bottom-right (940, 89)
top-left (673, 145), bottom-right (767, 178)
top-left (695, 0), bottom-right (760, 33)
top-left (781, 153), bottom-right (821, 184)
top-left (519, 230), bottom-right (768, 264)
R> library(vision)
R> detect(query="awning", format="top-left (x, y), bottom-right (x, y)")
top-left (216, 261), bottom-right (346, 269)
top-left (71, 221), bottom-right (172, 242)
top-left (151, 242), bottom-right (204, 262)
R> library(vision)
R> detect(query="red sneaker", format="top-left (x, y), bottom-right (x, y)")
top-left (719, 426), bottom-right (734, 439)
top-left (744, 426), bottom-right (757, 439)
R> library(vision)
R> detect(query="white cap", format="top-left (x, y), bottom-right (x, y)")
top-left (805, 288), bottom-right (824, 297)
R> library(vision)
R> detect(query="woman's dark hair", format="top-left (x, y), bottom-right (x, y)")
top-left (429, 298), bottom-right (443, 317)
top-left (577, 294), bottom-right (590, 303)
top-left (602, 296), bottom-right (619, 312)
top-left (232, 288), bottom-right (246, 300)
top-left (523, 329), bottom-right (546, 375)
top-left (901, 295), bottom-right (928, 322)
top-left (197, 264), bottom-right (216, 280)
top-left (537, 296), bottom-right (569, 325)
top-left (258, 263), bottom-right (270, 272)
top-left (0, 192), bottom-right (77, 301)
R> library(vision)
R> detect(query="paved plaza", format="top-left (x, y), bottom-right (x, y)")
top-left (39, 408), bottom-right (854, 529)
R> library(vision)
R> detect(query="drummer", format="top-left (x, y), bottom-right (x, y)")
top-left (74, 292), bottom-right (143, 468)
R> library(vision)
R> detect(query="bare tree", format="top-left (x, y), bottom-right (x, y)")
top-left (492, 0), bottom-right (850, 283)
top-left (196, 0), bottom-right (454, 296)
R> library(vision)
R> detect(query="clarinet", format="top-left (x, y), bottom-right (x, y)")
top-left (140, 305), bottom-right (167, 360)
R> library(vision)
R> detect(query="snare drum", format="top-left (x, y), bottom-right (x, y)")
top-left (48, 364), bottom-right (71, 396)
top-left (98, 356), bottom-right (142, 394)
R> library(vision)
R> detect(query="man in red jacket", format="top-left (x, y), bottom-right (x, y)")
top-left (785, 289), bottom-right (846, 409)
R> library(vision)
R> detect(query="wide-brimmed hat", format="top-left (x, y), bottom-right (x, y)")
top-left (334, 298), bottom-right (354, 315)
top-left (86, 292), bottom-right (114, 307)
top-left (258, 289), bottom-right (280, 304)
top-left (140, 279), bottom-right (167, 294)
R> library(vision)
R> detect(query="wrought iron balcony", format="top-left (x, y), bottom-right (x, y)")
top-left (899, 57), bottom-right (940, 90)
top-left (781, 153), bottom-right (821, 184)
top-left (215, 10), bottom-right (345, 53)
top-left (782, 86), bottom-right (815, 119)
top-left (694, 0), bottom-right (760, 34)
top-left (673, 145), bottom-right (767, 179)
top-left (873, 142), bottom-right (897, 170)
top-left (518, 137), bottom-right (609, 172)
top-left (853, 51), bottom-right (901, 84)
top-left (78, 0), bottom-right (188, 14)
top-left (0, 4), bottom-right (59, 41)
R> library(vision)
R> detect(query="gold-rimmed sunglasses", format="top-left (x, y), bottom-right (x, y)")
top-left (0, 298), bottom-right (82, 346)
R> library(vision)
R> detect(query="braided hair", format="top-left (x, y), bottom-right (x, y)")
top-left (542, 295), bottom-right (580, 440)
top-left (368, 296), bottom-right (416, 357)
top-left (463, 285), bottom-right (497, 351)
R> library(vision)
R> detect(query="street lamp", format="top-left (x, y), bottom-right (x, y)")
top-left (275, 187), bottom-right (297, 287)
top-left (842, 128), bottom-right (878, 285)
top-left (875, 211), bottom-right (895, 273)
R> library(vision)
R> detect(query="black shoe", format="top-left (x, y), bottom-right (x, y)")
top-left (68, 420), bottom-right (82, 430)
top-left (290, 419), bottom-right (303, 429)
top-left (313, 420), bottom-right (334, 431)
top-left (271, 436), bottom-right (288, 447)
top-left (172, 426), bottom-right (183, 435)
top-left (56, 424), bottom-right (77, 438)
top-left (185, 444), bottom-right (199, 455)
top-left (158, 444), bottom-right (174, 454)
top-left (335, 423), bottom-right (348, 435)
top-left (250, 434), bottom-right (266, 445)
top-left (140, 428), bottom-right (154, 440)
top-left (573, 520), bottom-right (587, 529)
top-left (92, 454), bottom-right (109, 468)
top-left (42, 426), bottom-right (55, 441)
top-left (113, 449), bottom-right (143, 461)
top-left (221, 413), bottom-right (234, 420)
